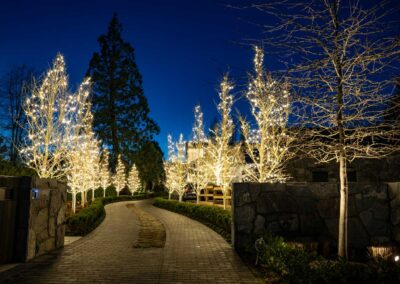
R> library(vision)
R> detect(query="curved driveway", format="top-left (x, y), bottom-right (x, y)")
top-left (0, 199), bottom-right (260, 283)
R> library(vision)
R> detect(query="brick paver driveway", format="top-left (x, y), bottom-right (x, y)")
top-left (0, 199), bottom-right (260, 283)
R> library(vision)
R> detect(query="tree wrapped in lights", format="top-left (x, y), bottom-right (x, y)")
top-left (99, 148), bottom-right (111, 197)
top-left (67, 100), bottom-right (101, 212)
top-left (113, 154), bottom-right (126, 196)
top-left (240, 47), bottom-right (294, 183)
top-left (188, 105), bottom-right (210, 203)
top-left (206, 75), bottom-right (243, 209)
top-left (258, 0), bottom-right (400, 258)
top-left (127, 164), bottom-right (140, 195)
top-left (22, 54), bottom-right (77, 179)
top-left (164, 161), bottom-right (176, 199)
top-left (165, 134), bottom-right (188, 202)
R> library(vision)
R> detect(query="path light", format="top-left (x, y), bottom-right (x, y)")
top-left (395, 255), bottom-right (399, 262)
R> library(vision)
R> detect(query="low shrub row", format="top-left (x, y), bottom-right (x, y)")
top-left (256, 234), bottom-right (400, 283)
top-left (153, 197), bottom-right (231, 240)
top-left (66, 193), bottom-right (155, 236)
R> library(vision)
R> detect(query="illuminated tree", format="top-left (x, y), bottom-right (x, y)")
top-left (67, 100), bottom-right (101, 212)
top-left (188, 105), bottom-right (210, 203)
top-left (258, 0), bottom-right (400, 258)
top-left (240, 47), bottom-right (294, 182)
top-left (165, 134), bottom-right (187, 202)
top-left (206, 75), bottom-right (243, 209)
top-left (127, 164), bottom-right (140, 195)
top-left (113, 154), bottom-right (126, 196)
top-left (21, 54), bottom-right (76, 179)
top-left (173, 134), bottom-right (188, 202)
top-left (99, 148), bottom-right (111, 197)
top-left (164, 161), bottom-right (176, 199)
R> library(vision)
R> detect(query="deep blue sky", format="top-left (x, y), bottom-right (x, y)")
top-left (0, 0), bottom-right (275, 156)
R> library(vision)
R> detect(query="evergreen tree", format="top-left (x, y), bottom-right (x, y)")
top-left (135, 141), bottom-right (165, 191)
top-left (87, 14), bottom-right (159, 168)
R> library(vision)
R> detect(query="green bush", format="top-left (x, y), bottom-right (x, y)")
top-left (256, 234), bottom-right (400, 283)
top-left (153, 197), bottom-right (231, 240)
top-left (65, 198), bottom-right (105, 236)
top-left (66, 193), bottom-right (155, 236)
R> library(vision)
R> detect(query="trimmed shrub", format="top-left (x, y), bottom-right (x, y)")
top-left (256, 234), bottom-right (400, 283)
top-left (66, 193), bottom-right (155, 236)
top-left (153, 197), bottom-right (231, 240)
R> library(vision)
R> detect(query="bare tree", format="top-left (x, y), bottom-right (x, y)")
top-left (255, 0), bottom-right (400, 258)
top-left (206, 75), bottom-right (243, 209)
top-left (188, 105), bottom-right (211, 203)
top-left (21, 54), bottom-right (92, 179)
top-left (0, 65), bottom-right (36, 163)
top-left (240, 46), bottom-right (294, 182)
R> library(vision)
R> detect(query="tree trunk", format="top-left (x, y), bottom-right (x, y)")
top-left (196, 194), bottom-right (200, 204)
top-left (103, 188), bottom-right (106, 198)
top-left (92, 188), bottom-right (95, 202)
top-left (131, 191), bottom-right (134, 196)
top-left (168, 192), bottom-right (171, 199)
top-left (223, 190), bottom-right (226, 210)
top-left (81, 191), bottom-right (85, 208)
top-left (179, 194), bottom-right (183, 202)
top-left (72, 192), bottom-right (76, 214)
top-left (338, 153), bottom-right (348, 259)
top-left (117, 190), bottom-right (120, 197)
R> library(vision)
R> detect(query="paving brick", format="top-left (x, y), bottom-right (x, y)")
top-left (0, 200), bottom-right (261, 283)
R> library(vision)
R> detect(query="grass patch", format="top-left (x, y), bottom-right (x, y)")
top-left (65, 193), bottom-right (155, 236)
top-left (153, 197), bottom-right (231, 241)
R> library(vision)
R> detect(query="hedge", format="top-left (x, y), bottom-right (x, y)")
top-left (153, 197), bottom-right (231, 241)
top-left (66, 193), bottom-right (155, 236)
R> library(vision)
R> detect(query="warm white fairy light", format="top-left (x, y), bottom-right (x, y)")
top-left (21, 54), bottom-right (81, 179)
top-left (240, 46), bottom-right (294, 183)
top-left (67, 101), bottom-right (102, 212)
top-left (99, 148), bottom-right (111, 197)
top-left (206, 75), bottom-right (243, 209)
top-left (113, 154), bottom-right (126, 196)
top-left (164, 134), bottom-right (188, 202)
top-left (188, 104), bottom-right (210, 203)
top-left (127, 164), bottom-right (140, 195)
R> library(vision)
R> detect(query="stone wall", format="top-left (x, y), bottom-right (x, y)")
top-left (232, 182), bottom-right (400, 255)
top-left (287, 156), bottom-right (400, 183)
top-left (27, 178), bottom-right (67, 260)
top-left (0, 176), bottom-right (66, 263)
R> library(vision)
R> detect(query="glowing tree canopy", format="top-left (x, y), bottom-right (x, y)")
top-left (164, 161), bottom-right (176, 199)
top-left (99, 148), bottom-right (111, 197)
top-left (188, 104), bottom-right (210, 203)
top-left (206, 75), bottom-right (243, 208)
top-left (22, 54), bottom-right (91, 179)
top-left (67, 100), bottom-right (102, 212)
top-left (113, 154), bottom-right (126, 196)
top-left (165, 134), bottom-right (187, 202)
top-left (128, 164), bottom-right (141, 195)
top-left (240, 46), bottom-right (294, 183)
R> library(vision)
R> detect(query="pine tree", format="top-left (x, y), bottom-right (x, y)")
top-left (86, 14), bottom-right (159, 168)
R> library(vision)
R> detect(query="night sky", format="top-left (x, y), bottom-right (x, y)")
top-left (0, 0), bottom-right (277, 156)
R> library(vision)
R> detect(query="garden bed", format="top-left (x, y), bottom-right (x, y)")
top-left (251, 234), bottom-right (400, 283)
top-left (65, 193), bottom-right (155, 236)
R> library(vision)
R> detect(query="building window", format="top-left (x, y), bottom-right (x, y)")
top-left (312, 171), bottom-right (329, 182)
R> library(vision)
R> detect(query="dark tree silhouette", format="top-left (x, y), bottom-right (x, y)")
top-left (87, 14), bottom-right (159, 169)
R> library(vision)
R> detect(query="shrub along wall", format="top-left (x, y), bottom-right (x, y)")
top-left (66, 193), bottom-right (155, 236)
top-left (153, 197), bottom-right (231, 240)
